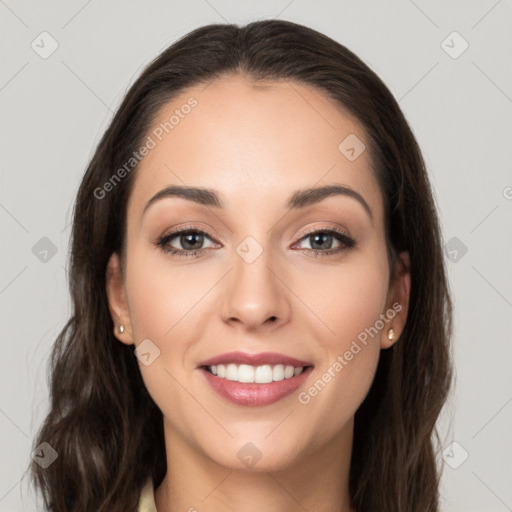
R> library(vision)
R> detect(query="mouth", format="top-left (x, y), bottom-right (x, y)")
top-left (202, 363), bottom-right (311, 383)
top-left (198, 363), bottom-right (314, 407)
top-left (197, 351), bottom-right (314, 407)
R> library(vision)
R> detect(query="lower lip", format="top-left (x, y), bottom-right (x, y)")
top-left (200, 366), bottom-right (313, 407)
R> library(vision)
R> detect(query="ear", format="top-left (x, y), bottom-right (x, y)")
top-left (105, 252), bottom-right (134, 345)
top-left (380, 251), bottom-right (411, 349)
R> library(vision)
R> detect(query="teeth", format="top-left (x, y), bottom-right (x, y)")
top-left (239, 364), bottom-right (256, 383)
top-left (272, 364), bottom-right (285, 381)
top-left (207, 363), bottom-right (306, 383)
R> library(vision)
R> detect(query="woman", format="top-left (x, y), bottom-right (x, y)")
top-left (30, 19), bottom-right (453, 511)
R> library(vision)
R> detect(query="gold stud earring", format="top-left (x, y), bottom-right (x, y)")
top-left (387, 328), bottom-right (395, 341)
top-left (118, 325), bottom-right (125, 334)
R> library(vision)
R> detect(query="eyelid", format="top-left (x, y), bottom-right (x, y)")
top-left (157, 224), bottom-right (220, 248)
top-left (295, 224), bottom-right (352, 241)
top-left (157, 223), bottom-right (222, 242)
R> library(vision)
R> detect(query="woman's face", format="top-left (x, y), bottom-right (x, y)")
top-left (107, 75), bottom-right (410, 471)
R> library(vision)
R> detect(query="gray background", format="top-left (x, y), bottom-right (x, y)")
top-left (1, 1), bottom-right (511, 510)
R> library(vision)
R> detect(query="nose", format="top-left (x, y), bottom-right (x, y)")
top-left (220, 245), bottom-right (292, 332)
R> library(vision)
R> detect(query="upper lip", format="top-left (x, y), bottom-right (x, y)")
top-left (198, 351), bottom-right (313, 368)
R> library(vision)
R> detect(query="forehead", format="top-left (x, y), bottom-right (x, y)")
top-left (127, 74), bottom-right (383, 222)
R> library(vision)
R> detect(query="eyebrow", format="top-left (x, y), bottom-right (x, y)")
top-left (142, 184), bottom-right (373, 221)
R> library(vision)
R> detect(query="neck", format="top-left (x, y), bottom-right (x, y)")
top-left (154, 418), bottom-right (355, 512)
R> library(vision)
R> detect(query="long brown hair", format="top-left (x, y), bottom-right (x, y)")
top-left (29, 19), bottom-right (453, 511)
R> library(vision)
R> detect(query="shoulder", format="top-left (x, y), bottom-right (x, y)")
top-left (137, 477), bottom-right (157, 512)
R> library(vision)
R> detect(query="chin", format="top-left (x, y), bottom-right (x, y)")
top-left (203, 439), bottom-right (306, 473)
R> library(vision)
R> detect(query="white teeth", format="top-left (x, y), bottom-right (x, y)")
top-left (254, 365), bottom-right (273, 383)
top-left (208, 363), bottom-right (306, 383)
top-left (284, 365), bottom-right (295, 379)
top-left (272, 364), bottom-right (285, 381)
top-left (238, 364), bottom-right (255, 383)
top-left (226, 364), bottom-right (238, 381)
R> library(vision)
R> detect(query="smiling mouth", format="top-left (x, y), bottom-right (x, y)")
top-left (202, 363), bottom-right (313, 384)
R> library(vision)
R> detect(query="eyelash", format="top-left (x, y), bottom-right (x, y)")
top-left (155, 225), bottom-right (356, 260)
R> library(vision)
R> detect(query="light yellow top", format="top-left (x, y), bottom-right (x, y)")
top-left (137, 478), bottom-right (157, 512)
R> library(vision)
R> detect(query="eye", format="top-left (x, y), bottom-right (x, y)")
top-left (292, 228), bottom-right (356, 257)
top-left (155, 227), bottom-right (217, 259)
top-left (155, 226), bottom-right (356, 259)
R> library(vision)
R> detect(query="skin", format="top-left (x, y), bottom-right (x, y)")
top-left (106, 74), bottom-right (411, 512)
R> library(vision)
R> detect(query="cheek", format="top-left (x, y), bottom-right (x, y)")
top-left (291, 253), bottom-right (388, 442)
top-left (123, 248), bottom-right (205, 418)
top-left (123, 245), bottom-right (219, 408)
top-left (124, 244), bottom-right (206, 341)
top-left (295, 249), bottom-right (390, 350)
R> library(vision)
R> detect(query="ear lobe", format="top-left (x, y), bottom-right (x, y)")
top-left (105, 252), bottom-right (134, 345)
top-left (380, 251), bottom-right (411, 349)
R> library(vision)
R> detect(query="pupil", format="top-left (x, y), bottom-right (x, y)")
top-left (182, 233), bottom-right (203, 250)
top-left (311, 233), bottom-right (332, 250)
